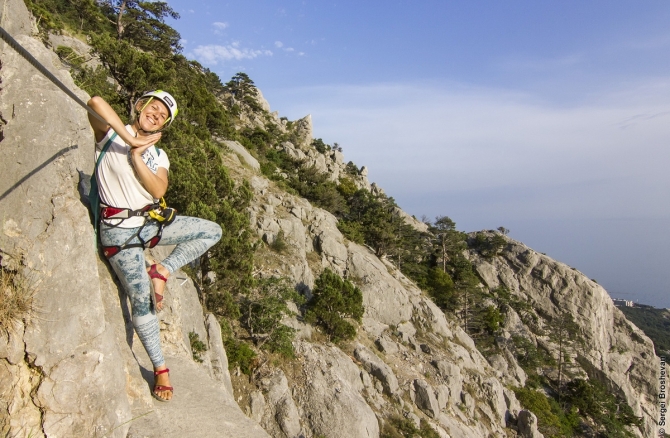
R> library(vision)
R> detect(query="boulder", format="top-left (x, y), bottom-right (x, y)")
top-left (518, 410), bottom-right (544, 438)
top-left (413, 379), bottom-right (440, 418)
top-left (295, 342), bottom-right (378, 438)
top-left (353, 344), bottom-right (399, 395)
top-left (221, 140), bottom-right (260, 171)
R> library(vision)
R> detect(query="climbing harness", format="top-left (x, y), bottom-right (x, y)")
top-left (99, 198), bottom-right (178, 258)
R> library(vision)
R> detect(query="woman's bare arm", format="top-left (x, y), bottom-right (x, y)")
top-left (87, 96), bottom-right (161, 147)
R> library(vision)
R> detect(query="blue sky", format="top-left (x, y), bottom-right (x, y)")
top-left (166, 1), bottom-right (670, 307)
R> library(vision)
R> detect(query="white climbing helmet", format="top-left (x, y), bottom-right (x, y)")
top-left (135, 90), bottom-right (179, 128)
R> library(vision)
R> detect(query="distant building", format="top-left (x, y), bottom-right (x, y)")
top-left (613, 299), bottom-right (634, 307)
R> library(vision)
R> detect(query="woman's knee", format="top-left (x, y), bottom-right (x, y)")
top-left (210, 221), bottom-right (222, 243)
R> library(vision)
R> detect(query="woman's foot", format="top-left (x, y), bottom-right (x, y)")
top-left (153, 365), bottom-right (173, 402)
top-left (147, 263), bottom-right (170, 311)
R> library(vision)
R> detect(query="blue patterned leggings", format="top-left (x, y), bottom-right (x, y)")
top-left (100, 216), bottom-right (222, 367)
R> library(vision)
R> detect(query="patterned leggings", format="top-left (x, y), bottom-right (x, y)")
top-left (100, 216), bottom-right (222, 367)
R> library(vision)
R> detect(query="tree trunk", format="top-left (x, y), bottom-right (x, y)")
top-left (116, 0), bottom-right (127, 40)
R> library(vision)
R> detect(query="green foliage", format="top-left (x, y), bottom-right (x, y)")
top-left (25, 0), bottom-right (111, 37)
top-left (241, 278), bottom-right (303, 357)
top-left (344, 161), bottom-right (359, 176)
top-left (55, 46), bottom-right (85, 68)
top-left (224, 338), bottom-right (257, 375)
top-left (311, 138), bottom-right (329, 153)
top-left (511, 335), bottom-right (554, 374)
top-left (99, 0), bottom-right (181, 54)
top-left (269, 231), bottom-right (288, 253)
top-left (482, 305), bottom-right (504, 334)
top-left (305, 269), bottom-right (364, 342)
top-left (470, 232), bottom-right (507, 258)
top-left (618, 304), bottom-right (670, 355)
top-left (223, 72), bottom-right (263, 112)
top-left (565, 379), bottom-right (642, 437)
top-left (188, 331), bottom-right (207, 363)
top-left (381, 416), bottom-right (440, 438)
top-left (513, 387), bottom-right (578, 437)
top-left (425, 267), bottom-right (457, 312)
top-left (337, 177), bottom-right (358, 198)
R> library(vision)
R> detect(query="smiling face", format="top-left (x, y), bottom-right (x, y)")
top-left (134, 98), bottom-right (170, 134)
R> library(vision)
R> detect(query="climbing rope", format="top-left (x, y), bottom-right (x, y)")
top-left (0, 25), bottom-right (107, 124)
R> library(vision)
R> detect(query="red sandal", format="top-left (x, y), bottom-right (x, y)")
top-left (148, 264), bottom-right (168, 311)
top-left (152, 368), bottom-right (173, 402)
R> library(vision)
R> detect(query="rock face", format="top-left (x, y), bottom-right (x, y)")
top-left (0, 1), bottom-right (268, 436)
top-left (469, 231), bottom-right (659, 437)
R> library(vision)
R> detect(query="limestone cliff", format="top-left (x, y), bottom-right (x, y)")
top-left (0, 0), bottom-right (661, 436)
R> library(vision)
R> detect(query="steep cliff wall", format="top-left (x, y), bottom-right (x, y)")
top-left (469, 233), bottom-right (659, 436)
top-left (0, 1), bottom-right (268, 436)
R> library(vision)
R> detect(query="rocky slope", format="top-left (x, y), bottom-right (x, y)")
top-left (0, 0), bottom-right (661, 436)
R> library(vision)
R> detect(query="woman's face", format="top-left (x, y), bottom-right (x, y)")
top-left (137, 99), bottom-right (170, 133)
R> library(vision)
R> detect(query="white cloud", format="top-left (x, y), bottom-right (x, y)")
top-left (212, 21), bottom-right (229, 29)
top-left (191, 44), bottom-right (272, 64)
top-left (271, 79), bottom-right (670, 223)
top-left (275, 40), bottom-right (297, 53)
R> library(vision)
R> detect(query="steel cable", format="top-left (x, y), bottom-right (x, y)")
top-left (0, 25), bottom-right (107, 124)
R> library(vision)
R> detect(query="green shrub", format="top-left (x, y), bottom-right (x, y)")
top-left (513, 387), bottom-right (573, 437)
top-left (224, 338), bottom-right (256, 375)
top-left (188, 331), bottom-right (207, 363)
top-left (381, 416), bottom-right (440, 438)
top-left (241, 277), bottom-right (303, 357)
top-left (311, 138), bottom-right (329, 153)
top-left (305, 269), bottom-right (364, 342)
top-left (470, 232), bottom-right (507, 258)
top-left (269, 231), bottom-right (288, 253)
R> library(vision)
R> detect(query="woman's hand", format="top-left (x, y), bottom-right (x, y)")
top-left (127, 132), bottom-right (162, 149)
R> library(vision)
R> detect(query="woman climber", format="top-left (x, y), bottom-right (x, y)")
top-left (87, 91), bottom-right (222, 402)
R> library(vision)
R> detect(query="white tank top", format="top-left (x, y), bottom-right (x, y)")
top-left (95, 125), bottom-right (170, 228)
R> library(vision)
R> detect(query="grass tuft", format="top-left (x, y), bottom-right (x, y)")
top-left (0, 266), bottom-right (35, 333)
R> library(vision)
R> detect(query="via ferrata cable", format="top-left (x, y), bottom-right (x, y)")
top-left (0, 25), bottom-right (107, 125)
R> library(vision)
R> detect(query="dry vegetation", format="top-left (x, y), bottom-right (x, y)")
top-left (0, 267), bottom-right (35, 333)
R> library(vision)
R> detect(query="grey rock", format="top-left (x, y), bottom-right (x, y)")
top-left (405, 412), bottom-right (421, 428)
top-left (375, 336), bottom-right (399, 355)
top-left (296, 342), bottom-right (378, 438)
top-left (354, 344), bottom-right (399, 395)
top-left (263, 370), bottom-right (303, 438)
top-left (205, 313), bottom-right (234, 395)
top-left (470, 232), bottom-right (658, 436)
top-left (413, 379), bottom-right (440, 418)
top-left (461, 391), bottom-right (475, 417)
top-left (396, 321), bottom-right (417, 343)
top-left (293, 115), bottom-right (313, 150)
top-left (518, 410), bottom-right (544, 438)
top-left (435, 384), bottom-right (449, 411)
top-left (222, 140), bottom-right (260, 171)
top-left (250, 391), bottom-right (266, 423)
